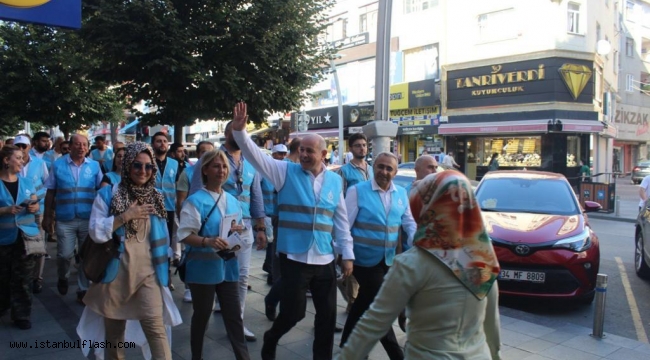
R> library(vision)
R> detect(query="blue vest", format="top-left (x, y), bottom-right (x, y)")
top-left (106, 171), bottom-right (121, 186)
top-left (184, 165), bottom-right (195, 187)
top-left (97, 186), bottom-right (170, 286)
top-left (351, 181), bottom-right (408, 267)
top-left (0, 177), bottom-right (40, 245)
top-left (340, 163), bottom-right (373, 192)
top-left (25, 157), bottom-right (47, 215)
top-left (155, 158), bottom-right (178, 211)
top-left (52, 156), bottom-right (100, 221)
top-left (277, 164), bottom-right (342, 255)
top-left (184, 189), bottom-right (241, 284)
top-left (261, 178), bottom-right (277, 217)
top-left (91, 148), bottom-right (114, 173)
top-left (222, 159), bottom-right (254, 218)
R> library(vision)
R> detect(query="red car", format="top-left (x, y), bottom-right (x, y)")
top-left (475, 171), bottom-right (602, 304)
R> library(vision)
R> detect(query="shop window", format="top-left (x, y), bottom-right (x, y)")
top-left (403, 43), bottom-right (439, 82)
top-left (567, 136), bottom-right (581, 168)
top-left (477, 136), bottom-right (541, 168)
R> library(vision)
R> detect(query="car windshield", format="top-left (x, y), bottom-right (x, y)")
top-left (638, 161), bottom-right (650, 167)
top-left (476, 178), bottom-right (580, 215)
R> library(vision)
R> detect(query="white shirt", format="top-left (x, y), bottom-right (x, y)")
top-left (345, 152), bottom-right (353, 164)
top-left (640, 175), bottom-right (650, 207)
top-left (233, 130), bottom-right (354, 265)
top-left (346, 179), bottom-right (418, 247)
top-left (177, 188), bottom-right (232, 242)
top-left (45, 156), bottom-right (103, 190)
top-left (20, 156), bottom-right (49, 184)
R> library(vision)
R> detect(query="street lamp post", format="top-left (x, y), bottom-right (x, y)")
top-left (363, 0), bottom-right (398, 156)
top-left (330, 57), bottom-right (345, 158)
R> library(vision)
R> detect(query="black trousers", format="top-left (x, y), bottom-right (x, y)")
top-left (265, 217), bottom-right (282, 308)
top-left (340, 262), bottom-right (404, 360)
top-left (263, 254), bottom-right (337, 360)
top-left (0, 236), bottom-right (36, 322)
top-left (189, 282), bottom-right (249, 360)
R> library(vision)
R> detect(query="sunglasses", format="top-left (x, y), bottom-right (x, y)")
top-left (15, 144), bottom-right (28, 149)
top-left (132, 161), bottom-right (154, 171)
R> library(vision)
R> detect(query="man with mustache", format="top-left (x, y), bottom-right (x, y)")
top-left (339, 152), bottom-right (417, 360)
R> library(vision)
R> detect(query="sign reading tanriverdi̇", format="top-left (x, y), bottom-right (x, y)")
top-left (613, 105), bottom-right (650, 141)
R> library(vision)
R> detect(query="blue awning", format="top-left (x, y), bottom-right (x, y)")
top-left (119, 119), bottom-right (139, 134)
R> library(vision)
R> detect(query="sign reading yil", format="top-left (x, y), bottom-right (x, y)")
top-left (447, 57), bottom-right (594, 110)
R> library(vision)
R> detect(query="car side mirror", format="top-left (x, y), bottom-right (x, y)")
top-left (583, 201), bottom-right (602, 213)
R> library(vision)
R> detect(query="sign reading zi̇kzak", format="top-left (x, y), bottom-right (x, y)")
top-left (0, 0), bottom-right (81, 29)
top-left (446, 57), bottom-right (594, 110)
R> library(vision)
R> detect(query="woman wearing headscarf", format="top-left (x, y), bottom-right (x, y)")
top-left (339, 170), bottom-right (501, 359)
top-left (80, 142), bottom-right (181, 360)
top-left (177, 149), bottom-right (249, 360)
top-left (100, 147), bottom-right (126, 188)
top-left (0, 145), bottom-right (40, 330)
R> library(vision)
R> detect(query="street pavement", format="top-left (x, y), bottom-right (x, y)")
top-left (587, 176), bottom-right (641, 223)
top-left (2, 239), bottom-right (650, 360)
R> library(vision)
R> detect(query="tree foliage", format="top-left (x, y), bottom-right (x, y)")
top-left (82, 0), bottom-right (335, 137)
top-left (0, 23), bottom-right (126, 137)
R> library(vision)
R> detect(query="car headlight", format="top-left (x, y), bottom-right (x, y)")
top-left (552, 229), bottom-right (592, 252)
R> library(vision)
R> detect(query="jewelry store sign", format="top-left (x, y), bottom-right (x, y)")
top-left (0, 0), bottom-right (81, 29)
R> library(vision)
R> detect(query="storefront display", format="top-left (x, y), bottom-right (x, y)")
top-left (477, 136), bottom-right (542, 168)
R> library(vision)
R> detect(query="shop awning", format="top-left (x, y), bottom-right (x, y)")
top-left (556, 119), bottom-right (604, 133)
top-left (119, 119), bottom-right (139, 134)
top-left (438, 120), bottom-right (551, 135)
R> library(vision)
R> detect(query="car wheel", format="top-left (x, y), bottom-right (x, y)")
top-left (635, 231), bottom-right (650, 279)
top-left (578, 291), bottom-right (595, 305)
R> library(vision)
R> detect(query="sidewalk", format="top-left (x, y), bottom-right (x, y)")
top-left (2, 243), bottom-right (650, 359)
top-left (588, 197), bottom-right (639, 223)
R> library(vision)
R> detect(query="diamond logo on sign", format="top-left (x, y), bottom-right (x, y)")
top-left (559, 63), bottom-right (592, 100)
top-left (0, 1), bottom-right (50, 6)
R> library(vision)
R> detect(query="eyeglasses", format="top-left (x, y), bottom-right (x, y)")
top-left (352, 143), bottom-right (367, 148)
top-left (376, 164), bottom-right (395, 172)
top-left (132, 161), bottom-right (154, 172)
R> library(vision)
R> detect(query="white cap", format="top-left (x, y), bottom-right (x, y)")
top-left (272, 144), bottom-right (288, 154)
top-left (14, 135), bottom-right (30, 146)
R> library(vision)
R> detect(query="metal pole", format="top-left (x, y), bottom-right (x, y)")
top-left (615, 195), bottom-right (621, 217)
top-left (330, 58), bottom-right (345, 158)
top-left (592, 274), bottom-right (608, 338)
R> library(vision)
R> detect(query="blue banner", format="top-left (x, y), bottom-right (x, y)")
top-left (0, 0), bottom-right (81, 29)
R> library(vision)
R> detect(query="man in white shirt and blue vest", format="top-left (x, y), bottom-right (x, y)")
top-left (42, 134), bottom-right (103, 303)
top-left (14, 134), bottom-right (50, 294)
top-left (231, 102), bottom-right (354, 360)
top-left (89, 135), bottom-right (114, 174)
top-left (339, 152), bottom-right (417, 359)
top-left (151, 132), bottom-right (180, 290)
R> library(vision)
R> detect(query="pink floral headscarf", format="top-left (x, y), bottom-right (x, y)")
top-left (409, 170), bottom-right (500, 300)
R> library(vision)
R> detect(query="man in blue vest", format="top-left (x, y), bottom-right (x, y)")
top-left (151, 132), bottom-right (180, 290)
top-left (339, 152), bottom-right (417, 359)
top-left (231, 102), bottom-right (354, 360)
top-left (30, 132), bottom-right (53, 171)
top-left (42, 134), bottom-right (103, 303)
top-left (14, 134), bottom-right (50, 294)
top-left (334, 132), bottom-right (373, 314)
top-left (89, 135), bottom-right (114, 174)
top-left (175, 140), bottom-right (214, 303)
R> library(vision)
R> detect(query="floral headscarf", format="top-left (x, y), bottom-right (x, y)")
top-left (409, 170), bottom-right (500, 300)
top-left (110, 142), bottom-right (167, 239)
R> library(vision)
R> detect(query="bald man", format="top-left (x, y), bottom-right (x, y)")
top-left (414, 155), bottom-right (439, 181)
top-left (43, 134), bottom-right (103, 303)
top-left (231, 102), bottom-right (353, 360)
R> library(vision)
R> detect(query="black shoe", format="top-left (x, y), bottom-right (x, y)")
top-left (57, 278), bottom-right (68, 295)
top-left (76, 291), bottom-right (86, 305)
top-left (261, 332), bottom-right (276, 360)
top-left (33, 280), bottom-right (43, 294)
top-left (334, 325), bottom-right (343, 333)
top-left (172, 258), bottom-right (180, 267)
top-left (247, 285), bottom-right (252, 290)
top-left (264, 299), bottom-right (276, 321)
top-left (14, 320), bottom-right (31, 330)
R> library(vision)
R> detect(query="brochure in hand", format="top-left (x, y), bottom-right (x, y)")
top-left (218, 214), bottom-right (245, 260)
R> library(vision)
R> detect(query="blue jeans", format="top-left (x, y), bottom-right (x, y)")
top-left (56, 218), bottom-right (89, 292)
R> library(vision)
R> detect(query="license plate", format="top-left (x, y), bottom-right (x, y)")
top-left (499, 269), bottom-right (545, 283)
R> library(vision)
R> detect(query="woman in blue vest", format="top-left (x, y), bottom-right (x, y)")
top-left (100, 147), bottom-right (126, 188)
top-left (0, 145), bottom-right (41, 330)
top-left (81, 142), bottom-right (181, 359)
top-left (178, 149), bottom-right (250, 360)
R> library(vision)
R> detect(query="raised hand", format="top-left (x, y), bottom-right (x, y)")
top-left (231, 102), bottom-right (248, 131)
